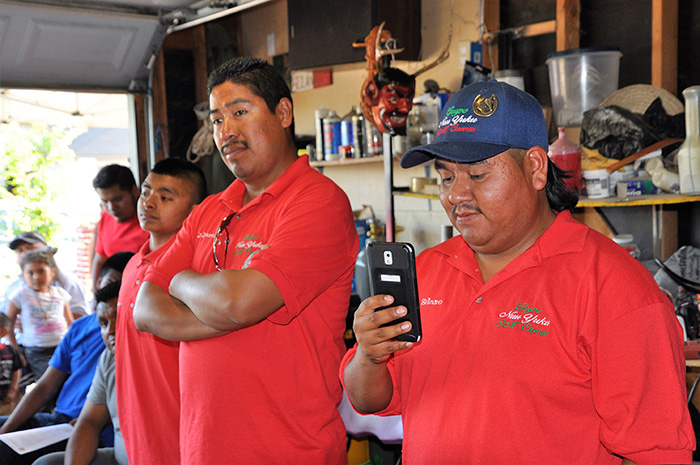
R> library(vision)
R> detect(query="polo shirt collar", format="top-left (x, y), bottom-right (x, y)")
top-left (441, 210), bottom-right (588, 281)
top-left (136, 234), bottom-right (175, 266)
top-left (219, 155), bottom-right (311, 212)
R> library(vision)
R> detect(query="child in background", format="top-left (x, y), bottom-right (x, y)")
top-left (5, 250), bottom-right (73, 381)
top-left (0, 313), bottom-right (22, 415)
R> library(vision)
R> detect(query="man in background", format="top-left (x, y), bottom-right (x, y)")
top-left (91, 164), bottom-right (149, 290)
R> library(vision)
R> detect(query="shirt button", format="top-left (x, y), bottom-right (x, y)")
top-left (475, 297), bottom-right (482, 303)
top-left (135, 280), bottom-right (140, 285)
top-left (236, 215), bottom-right (242, 220)
top-left (130, 303), bottom-right (134, 308)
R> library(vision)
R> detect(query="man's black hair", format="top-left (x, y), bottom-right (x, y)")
top-left (546, 162), bottom-right (579, 212)
top-left (100, 251), bottom-right (135, 278)
top-left (92, 164), bottom-right (137, 191)
top-left (95, 280), bottom-right (121, 304)
top-left (150, 158), bottom-right (208, 203)
top-left (207, 57), bottom-right (295, 137)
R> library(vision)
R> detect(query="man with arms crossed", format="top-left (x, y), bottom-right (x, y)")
top-left (342, 81), bottom-right (695, 464)
top-left (115, 158), bottom-right (206, 465)
top-left (134, 57), bottom-right (358, 464)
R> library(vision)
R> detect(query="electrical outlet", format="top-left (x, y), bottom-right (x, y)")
top-left (459, 41), bottom-right (470, 69)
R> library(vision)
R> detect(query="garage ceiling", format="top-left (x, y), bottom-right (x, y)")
top-left (0, 0), bottom-right (269, 92)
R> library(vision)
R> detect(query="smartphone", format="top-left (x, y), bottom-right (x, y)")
top-left (366, 242), bottom-right (422, 343)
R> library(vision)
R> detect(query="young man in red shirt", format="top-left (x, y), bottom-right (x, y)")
top-left (342, 81), bottom-right (695, 464)
top-left (114, 158), bottom-right (206, 465)
top-left (91, 164), bottom-right (149, 290)
top-left (134, 57), bottom-right (357, 464)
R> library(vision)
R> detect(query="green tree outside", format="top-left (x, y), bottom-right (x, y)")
top-left (0, 122), bottom-right (86, 242)
top-left (0, 122), bottom-right (86, 291)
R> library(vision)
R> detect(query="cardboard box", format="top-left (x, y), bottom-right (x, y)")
top-left (616, 178), bottom-right (660, 197)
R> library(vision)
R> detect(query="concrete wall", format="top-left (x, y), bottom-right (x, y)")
top-left (238, 0), bottom-right (481, 253)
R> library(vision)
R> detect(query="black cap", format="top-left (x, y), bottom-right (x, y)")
top-left (9, 231), bottom-right (48, 250)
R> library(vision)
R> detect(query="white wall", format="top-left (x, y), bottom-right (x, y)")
top-left (239, 0), bottom-right (482, 252)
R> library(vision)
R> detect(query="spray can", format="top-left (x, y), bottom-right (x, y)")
top-left (352, 107), bottom-right (366, 157)
top-left (366, 120), bottom-right (383, 157)
top-left (314, 106), bottom-right (329, 161)
top-left (323, 110), bottom-right (341, 161)
top-left (340, 110), bottom-right (354, 156)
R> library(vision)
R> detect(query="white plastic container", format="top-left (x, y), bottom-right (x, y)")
top-left (678, 85), bottom-right (700, 195)
top-left (644, 157), bottom-right (680, 193)
top-left (546, 47), bottom-right (622, 127)
top-left (582, 169), bottom-right (611, 198)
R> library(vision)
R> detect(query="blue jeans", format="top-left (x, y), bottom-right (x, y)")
top-left (23, 346), bottom-right (57, 380)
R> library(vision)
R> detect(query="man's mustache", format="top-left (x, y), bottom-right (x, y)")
top-left (222, 140), bottom-right (249, 151)
top-left (452, 203), bottom-right (481, 216)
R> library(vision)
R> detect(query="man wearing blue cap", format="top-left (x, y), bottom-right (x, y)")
top-left (342, 81), bottom-right (694, 464)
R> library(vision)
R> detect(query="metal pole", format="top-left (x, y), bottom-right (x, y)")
top-left (383, 132), bottom-right (394, 242)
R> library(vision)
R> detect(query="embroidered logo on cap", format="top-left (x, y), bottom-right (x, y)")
top-left (473, 93), bottom-right (498, 117)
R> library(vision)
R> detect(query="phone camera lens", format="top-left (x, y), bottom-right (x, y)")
top-left (383, 251), bottom-right (393, 265)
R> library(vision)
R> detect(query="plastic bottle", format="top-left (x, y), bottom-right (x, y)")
top-left (548, 127), bottom-right (582, 194)
top-left (679, 85), bottom-right (700, 195)
top-left (314, 106), bottom-right (329, 161)
top-left (644, 157), bottom-right (680, 193)
top-left (323, 110), bottom-right (341, 161)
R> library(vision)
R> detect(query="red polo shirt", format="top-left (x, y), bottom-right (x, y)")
top-left (115, 238), bottom-right (180, 465)
top-left (341, 211), bottom-right (694, 465)
top-left (95, 210), bottom-right (148, 258)
top-left (145, 155), bottom-right (358, 464)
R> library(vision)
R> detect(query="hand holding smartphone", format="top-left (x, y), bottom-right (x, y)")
top-left (366, 242), bottom-right (422, 343)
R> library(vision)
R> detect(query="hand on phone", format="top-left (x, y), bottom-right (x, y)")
top-left (352, 294), bottom-right (415, 365)
top-left (366, 242), bottom-right (422, 343)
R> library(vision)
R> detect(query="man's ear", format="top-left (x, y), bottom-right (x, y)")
top-left (525, 146), bottom-right (549, 191)
top-left (276, 98), bottom-right (294, 129)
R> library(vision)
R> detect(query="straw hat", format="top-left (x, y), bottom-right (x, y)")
top-left (599, 84), bottom-right (684, 115)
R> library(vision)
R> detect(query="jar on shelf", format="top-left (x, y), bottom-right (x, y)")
top-left (612, 234), bottom-right (639, 259)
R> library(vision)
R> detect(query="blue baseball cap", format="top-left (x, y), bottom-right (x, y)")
top-left (401, 80), bottom-right (549, 168)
